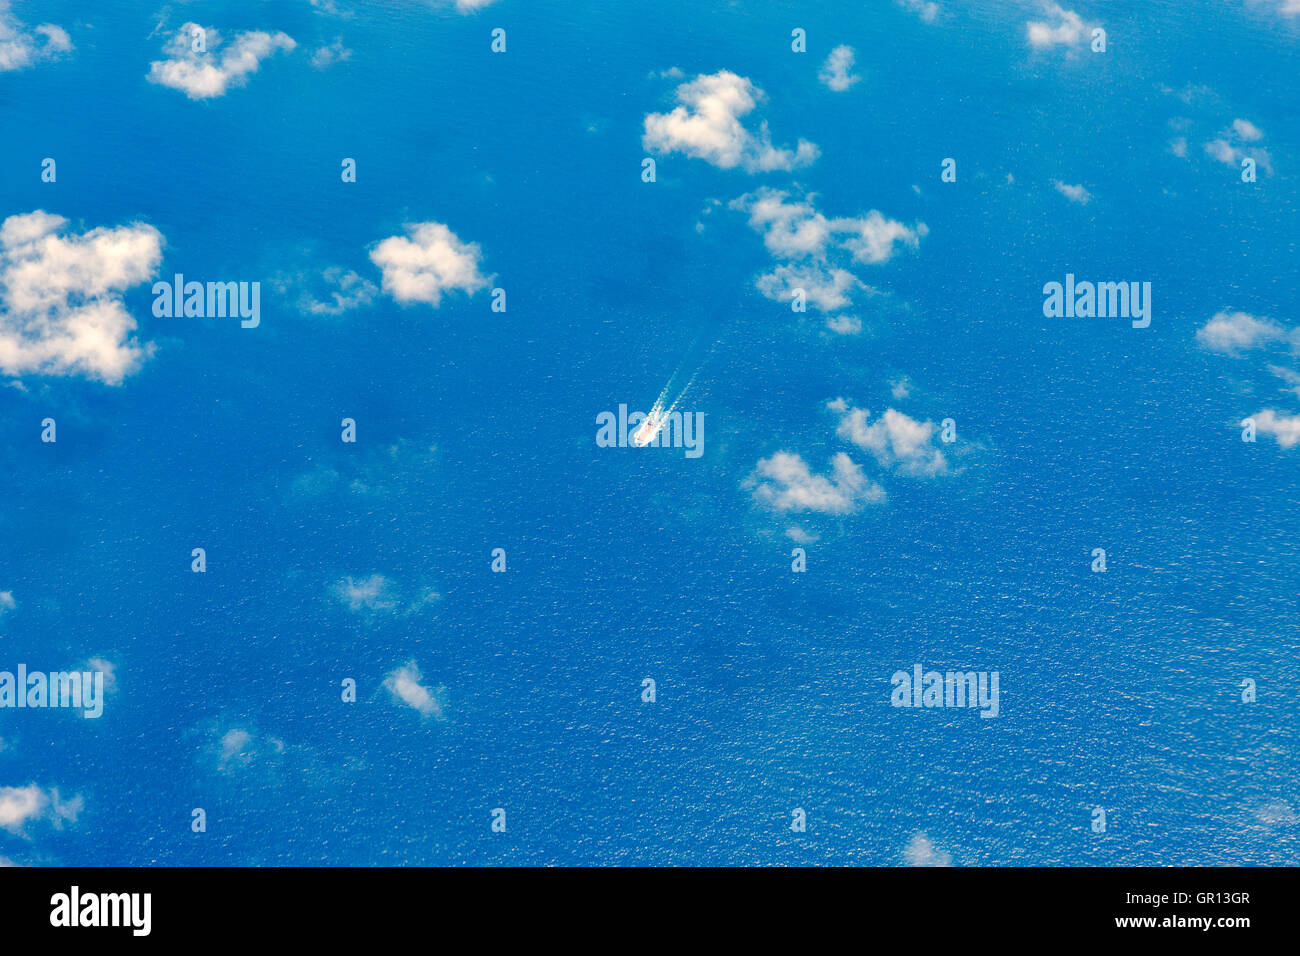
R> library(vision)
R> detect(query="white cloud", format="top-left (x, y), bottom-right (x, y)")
top-left (384, 661), bottom-right (445, 718)
top-left (837, 210), bottom-right (928, 264)
top-left (290, 438), bottom-right (437, 500)
top-left (1196, 311), bottom-right (1289, 354)
top-left (220, 729), bottom-right (252, 761)
top-left (1232, 118), bottom-right (1264, 142)
top-left (1053, 180), bottom-right (1091, 204)
top-left (1169, 137), bottom-right (1188, 158)
top-left (0, 591), bottom-right (13, 615)
top-left (148, 24), bottom-right (295, 100)
top-left (0, 4), bottom-right (72, 72)
top-left (756, 263), bottom-right (862, 312)
top-left (899, 0), bottom-right (941, 23)
top-left (454, 0), bottom-right (501, 11)
top-left (819, 45), bottom-right (860, 92)
top-left (308, 0), bottom-right (354, 15)
top-left (1251, 409), bottom-right (1300, 448)
top-left (643, 70), bottom-right (819, 173)
top-left (826, 313), bottom-right (862, 335)
top-left (1253, 0), bottom-right (1300, 17)
top-left (1204, 120), bottom-right (1272, 175)
top-left (1198, 312), bottom-right (1300, 445)
top-left (208, 725), bottom-right (285, 774)
top-left (85, 657), bottom-right (117, 695)
top-left (1205, 138), bottom-right (1236, 165)
top-left (732, 188), bottom-right (924, 320)
top-left (292, 266), bottom-right (377, 316)
top-left (369, 222), bottom-right (489, 307)
top-left (831, 401), bottom-right (949, 477)
top-left (786, 525), bottom-right (818, 544)
top-left (1268, 364), bottom-right (1300, 399)
top-left (0, 211), bottom-right (162, 385)
top-left (310, 37), bottom-right (351, 69)
top-left (1026, 3), bottom-right (1094, 49)
top-left (903, 832), bottom-right (952, 866)
top-left (334, 574), bottom-right (397, 612)
top-left (732, 188), bottom-right (926, 266)
top-left (732, 189), bottom-right (833, 259)
top-left (0, 784), bottom-right (82, 835)
top-left (333, 573), bottom-right (440, 616)
top-left (1255, 801), bottom-right (1300, 825)
top-left (748, 451), bottom-right (885, 514)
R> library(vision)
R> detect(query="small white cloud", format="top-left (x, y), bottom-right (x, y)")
top-left (891, 378), bottom-right (912, 400)
top-left (369, 222), bottom-right (489, 307)
top-left (819, 45), bottom-right (860, 92)
top-left (333, 574), bottom-right (440, 616)
top-left (836, 210), bottom-right (928, 264)
top-left (1268, 364), bottom-right (1300, 399)
top-left (384, 661), bottom-right (445, 718)
top-left (0, 784), bottom-right (82, 836)
top-left (899, 0), bottom-right (941, 23)
top-left (310, 37), bottom-right (351, 69)
top-left (1168, 137), bottom-right (1188, 158)
top-left (207, 725), bottom-right (285, 774)
top-left (1053, 180), bottom-right (1091, 204)
top-left (308, 0), bottom-right (354, 15)
top-left (1026, 3), bottom-right (1094, 50)
top-left (1251, 409), bottom-right (1300, 448)
top-left (832, 402), bottom-right (949, 477)
top-left (731, 189), bottom-right (833, 259)
top-left (643, 70), bottom-right (819, 173)
top-left (148, 24), bottom-right (296, 100)
top-left (293, 266), bottom-right (377, 316)
top-left (84, 657), bottom-right (117, 695)
top-left (1197, 311), bottom-right (1289, 354)
top-left (747, 191), bottom-right (913, 262)
top-left (0, 211), bottom-right (163, 385)
top-left (747, 451), bottom-right (885, 514)
top-left (0, 591), bottom-right (13, 614)
top-left (453, 0), bottom-right (501, 11)
top-left (1232, 118), bottom-right (1264, 142)
top-left (0, 4), bottom-right (72, 72)
top-left (732, 188), bottom-right (924, 315)
top-left (1255, 801), bottom-right (1300, 825)
top-left (1205, 138), bottom-right (1237, 165)
top-left (732, 188), bottom-right (925, 266)
top-left (220, 729), bottom-right (252, 760)
top-left (1204, 121), bottom-right (1272, 175)
top-left (1198, 312), bottom-right (1300, 443)
top-left (334, 574), bottom-right (398, 613)
top-left (826, 313), bottom-right (862, 335)
top-left (290, 439), bottom-right (437, 500)
top-left (903, 831), bottom-right (952, 866)
top-left (756, 263), bottom-right (862, 312)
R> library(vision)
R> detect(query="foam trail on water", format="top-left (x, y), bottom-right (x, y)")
top-left (644, 352), bottom-right (695, 422)
top-left (663, 364), bottom-right (701, 418)
top-left (634, 332), bottom-right (718, 446)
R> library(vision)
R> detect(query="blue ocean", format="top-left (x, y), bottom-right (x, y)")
top-left (0, 0), bottom-right (1296, 865)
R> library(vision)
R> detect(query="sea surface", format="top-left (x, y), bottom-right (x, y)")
top-left (0, 0), bottom-right (1296, 865)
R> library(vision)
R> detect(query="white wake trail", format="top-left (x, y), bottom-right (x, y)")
top-left (635, 359), bottom-right (702, 447)
top-left (662, 363), bottom-right (701, 418)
